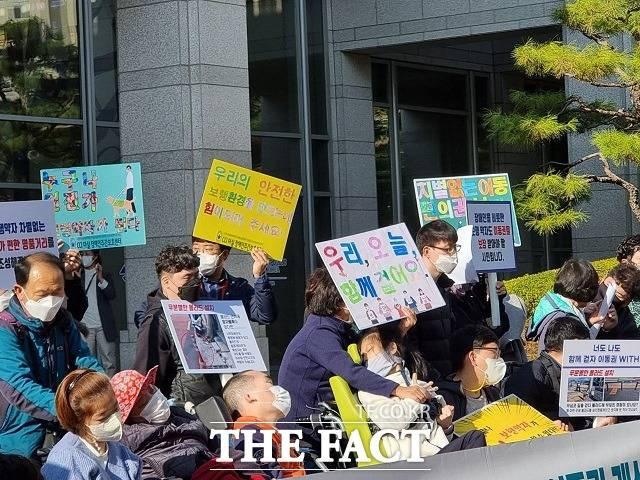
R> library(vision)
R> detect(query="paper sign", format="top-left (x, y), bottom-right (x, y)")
top-left (454, 394), bottom-right (563, 445)
top-left (193, 159), bottom-right (301, 261)
top-left (598, 282), bottom-right (617, 318)
top-left (316, 223), bottom-right (445, 330)
top-left (0, 200), bottom-right (59, 289)
top-left (467, 200), bottom-right (516, 273)
top-left (560, 340), bottom-right (640, 417)
top-left (413, 173), bottom-right (521, 246)
top-left (40, 164), bottom-right (146, 250)
top-left (161, 300), bottom-right (266, 374)
top-left (448, 225), bottom-right (479, 285)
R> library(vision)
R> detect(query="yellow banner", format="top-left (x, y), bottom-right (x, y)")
top-left (453, 394), bottom-right (564, 445)
top-left (193, 159), bottom-right (301, 261)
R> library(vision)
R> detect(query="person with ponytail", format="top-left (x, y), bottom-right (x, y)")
top-left (41, 369), bottom-right (142, 480)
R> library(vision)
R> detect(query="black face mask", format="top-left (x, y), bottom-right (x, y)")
top-left (178, 277), bottom-right (201, 302)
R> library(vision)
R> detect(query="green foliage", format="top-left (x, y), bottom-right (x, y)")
top-left (592, 130), bottom-right (640, 165)
top-left (554, 0), bottom-right (640, 37)
top-left (483, 111), bottom-right (577, 148)
top-left (514, 172), bottom-right (591, 235)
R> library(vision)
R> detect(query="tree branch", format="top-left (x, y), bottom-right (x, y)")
top-left (591, 154), bottom-right (640, 221)
top-left (548, 152), bottom-right (602, 172)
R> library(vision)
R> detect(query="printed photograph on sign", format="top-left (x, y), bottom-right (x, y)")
top-left (0, 200), bottom-right (59, 289)
top-left (40, 163), bottom-right (146, 250)
top-left (560, 340), bottom-right (640, 417)
top-left (193, 159), bottom-right (302, 261)
top-left (466, 200), bottom-right (516, 273)
top-left (315, 223), bottom-right (444, 330)
top-left (161, 300), bottom-right (266, 374)
top-left (413, 173), bottom-right (521, 246)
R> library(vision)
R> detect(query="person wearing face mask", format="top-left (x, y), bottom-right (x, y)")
top-left (79, 250), bottom-right (118, 376)
top-left (528, 259), bottom-right (617, 354)
top-left (42, 369), bottom-right (142, 480)
top-left (110, 366), bottom-right (215, 480)
top-left (278, 268), bottom-right (429, 447)
top-left (133, 245), bottom-right (214, 405)
top-left (223, 370), bottom-right (304, 478)
top-left (616, 235), bottom-right (640, 327)
top-left (594, 264), bottom-right (640, 340)
top-left (437, 325), bottom-right (506, 421)
top-left (0, 253), bottom-right (102, 459)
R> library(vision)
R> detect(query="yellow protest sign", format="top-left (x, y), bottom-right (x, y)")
top-left (193, 159), bottom-right (301, 261)
top-left (453, 394), bottom-right (564, 445)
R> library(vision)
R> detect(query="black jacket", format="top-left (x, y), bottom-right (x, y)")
top-left (121, 407), bottom-right (214, 480)
top-left (64, 277), bottom-right (88, 323)
top-left (594, 283), bottom-right (640, 340)
top-left (503, 352), bottom-right (589, 431)
top-left (437, 377), bottom-right (501, 421)
top-left (80, 270), bottom-right (118, 342)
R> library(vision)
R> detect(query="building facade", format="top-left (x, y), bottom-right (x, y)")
top-left (0, 0), bottom-right (633, 373)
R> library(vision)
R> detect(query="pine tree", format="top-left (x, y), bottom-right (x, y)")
top-left (484, 0), bottom-right (640, 235)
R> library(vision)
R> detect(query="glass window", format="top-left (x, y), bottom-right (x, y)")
top-left (397, 67), bottom-right (467, 111)
top-left (92, 0), bottom-right (119, 122)
top-left (372, 63), bottom-right (389, 104)
top-left (247, 0), bottom-right (299, 133)
top-left (251, 136), bottom-right (301, 183)
top-left (474, 75), bottom-right (489, 113)
top-left (0, 0), bottom-right (81, 118)
top-left (374, 106), bottom-right (392, 227)
top-left (398, 110), bottom-right (470, 235)
top-left (313, 195), bottom-right (331, 265)
top-left (306, 0), bottom-right (326, 135)
top-left (0, 120), bottom-right (82, 183)
top-left (97, 127), bottom-right (120, 164)
top-left (312, 140), bottom-right (329, 191)
top-left (0, 188), bottom-right (41, 201)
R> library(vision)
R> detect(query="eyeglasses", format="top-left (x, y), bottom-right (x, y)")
top-left (428, 244), bottom-right (461, 255)
top-left (475, 347), bottom-right (501, 357)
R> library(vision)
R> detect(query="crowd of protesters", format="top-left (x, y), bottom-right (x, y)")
top-left (1, 219), bottom-right (639, 479)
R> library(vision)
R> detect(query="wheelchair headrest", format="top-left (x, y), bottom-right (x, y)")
top-left (347, 343), bottom-right (361, 364)
top-left (195, 395), bottom-right (233, 430)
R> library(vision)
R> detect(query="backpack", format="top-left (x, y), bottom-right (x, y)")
top-left (525, 293), bottom-right (581, 343)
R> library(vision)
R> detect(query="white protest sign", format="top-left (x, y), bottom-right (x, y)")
top-left (467, 200), bottom-right (516, 273)
top-left (316, 223), bottom-right (444, 330)
top-left (0, 200), bottom-right (59, 289)
top-left (591, 282), bottom-right (617, 339)
top-left (161, 300), bottom-right (266, 374)
top-left (560, 340), bottom-right (640, 417)
top-left (448, 225), bottom-right (479, 286)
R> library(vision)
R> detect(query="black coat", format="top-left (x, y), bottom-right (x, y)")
top-left (121, 407), bottom-right (214, 480)
top-left (80, 270), bottom-right (118, 342)
top-left (503, 352), bottom-right (590, 431)
top-left (437, 377), bottom-right (501, 421)
top-left (64, 277), bottom-right (88, 323)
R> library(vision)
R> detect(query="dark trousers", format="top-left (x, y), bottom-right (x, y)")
top-left (126, 187), bottom-right (136, 213)
top-left (438, 430), bottom-right (486, 454)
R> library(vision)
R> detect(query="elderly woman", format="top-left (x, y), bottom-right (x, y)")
top-left (278, 267), bottom-right (428, 443)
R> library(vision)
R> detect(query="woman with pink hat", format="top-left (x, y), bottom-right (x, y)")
top-left (110, 366), bottom-right (216, 480)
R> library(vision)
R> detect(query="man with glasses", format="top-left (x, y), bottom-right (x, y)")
top-left (437, 325), bottom-right (506, 421)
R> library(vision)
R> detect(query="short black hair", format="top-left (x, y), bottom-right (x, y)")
top-left (544, 317), bottom-right (590, 352)
top-left (155, 245), bottom-right (200, 278)
top-left (616, 235), bottom-right (640, 262)
top-left (305, 267), bottom-right (344, 317)
top-left (608, 263), bottom-right (640, 298)
top-left (0, 453), bottom-right (42, 480)
top-left (14, 252), bottom-right (65, 287)
top-left (553, 259), bottom-right (599, 303)
top-left (450, 325), bottom-right (499, 373)
top-left (126, 165), bottom-right (132, 169)
top-left (416, 220), bottom-right (458, 255)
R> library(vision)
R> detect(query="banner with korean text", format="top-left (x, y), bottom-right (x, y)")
top-left (193, 159), bottom-right (301, 261)
top-left (0, 200), bottom-right (59, 289)
top-left (40, 163), bottom-right (146, 250)
top-left (316, 223), bottom-right (444, 330)
top-left (413, 173), bottom-right (521, 246)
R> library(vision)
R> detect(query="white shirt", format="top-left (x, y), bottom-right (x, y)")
top-left (82, 270), bottom-right (108, 329)
top-left (79, 437), bottom-right (109, 469)
top-left (126, 170), bottom-right (134, 189)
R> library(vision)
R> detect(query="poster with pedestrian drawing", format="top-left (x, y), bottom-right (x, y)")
top-left (161, 300), bottom-right (266, 374)
top-left (560, 340), bottom-right (640, 417)
top-left (316, 223), bottom-right (444, 330)
top-left (0, 200), bottom-right (59, 289)
top-left (413, 173), bottom-right (521, 246)
top-left (40, 163), bottom-right (146, 250)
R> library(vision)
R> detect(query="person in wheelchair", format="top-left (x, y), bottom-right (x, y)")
top-left (110, 366), bottom-right (216, 480)
top-left (358, 323), bottom-right (487, 459)
top-left (222, 370), bottom-right (305, 478)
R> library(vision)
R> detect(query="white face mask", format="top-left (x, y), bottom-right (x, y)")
top-left (24, 294), bottom-right (65, 323)
top-left (434, 252), bottom-right (458, 274)
top-left (366, 350), bottom-right (402, 378)
top-left (82, 255), bottom-right (94, 268)
top-left (269, 385), bottom-right (291, 417)
top-left (0, 290), bottom-right (13, 311)
top-left (197, 252), bottom-right (222, 277)
top-left (140, 389), bottom-right (171, 425)
top-left (481, 357), bottom-right (507, 386)
top-left (87, 412), bottom-right (123, 442)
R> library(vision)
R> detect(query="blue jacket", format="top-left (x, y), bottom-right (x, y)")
top-left (0, 297), bottom-right (103, 457)
top-left (133, 271), bottom-right (277, 328)
top-left (278, 314), bottom-right (398, 428)
top-left (42, 432), bottom-right (142, 480)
